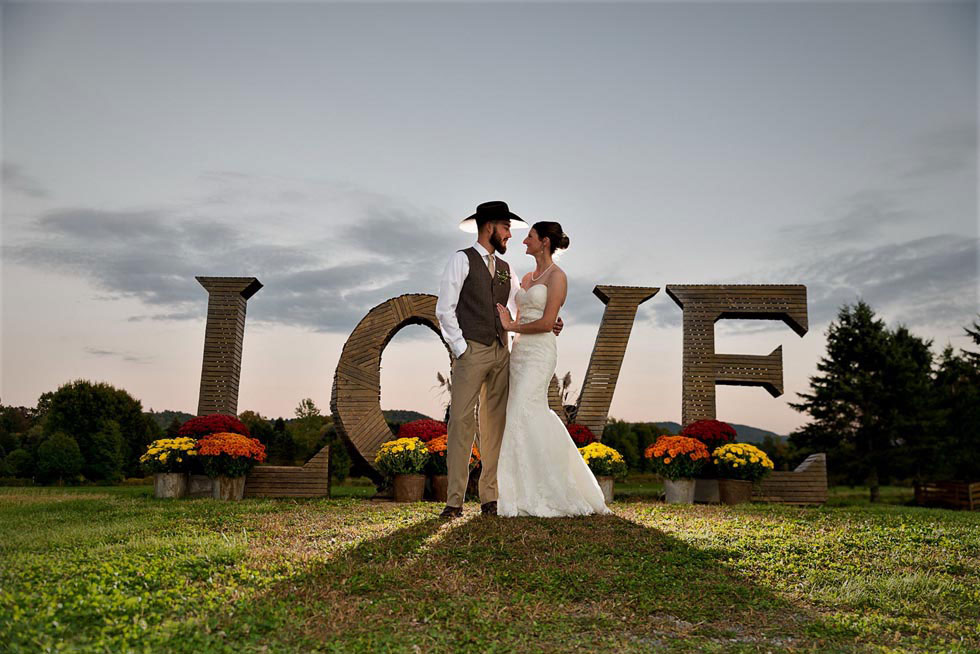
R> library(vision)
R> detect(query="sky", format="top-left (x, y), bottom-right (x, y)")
top-left (2, 1), bottom-right (977, 435)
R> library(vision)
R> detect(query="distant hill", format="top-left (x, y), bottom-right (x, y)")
top-left (145, 409), bottom-right (195, 430)
top-left (383, 410), bottom-right (434, 423)
top-left (145, 409), bottom-right (435, 429)
top-left (653, 421), bottom-right (786, 443)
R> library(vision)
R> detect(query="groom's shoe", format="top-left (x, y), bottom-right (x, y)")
top-left (480, 501), bottom-right (497, 516)
top-left (439, 505), bottom-right (463, 520)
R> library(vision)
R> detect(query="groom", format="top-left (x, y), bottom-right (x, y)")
top-left (435, 201), bottom-right (561, 518)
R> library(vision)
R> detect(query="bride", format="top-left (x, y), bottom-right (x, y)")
top-left (494, 221), bottom-right (611, 517)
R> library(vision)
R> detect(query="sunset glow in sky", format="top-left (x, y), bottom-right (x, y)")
top-left (2, 2), bottom-right (976, 434)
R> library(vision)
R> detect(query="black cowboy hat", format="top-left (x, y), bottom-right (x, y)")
top-left (458, 200), bottom-right (530, 233)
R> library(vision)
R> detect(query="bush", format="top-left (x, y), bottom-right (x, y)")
top-left (40, 380), bottom-right (147, 479)
top-left (425, 436), bottom-right (449, 475)
top-left (139, 437), bottom-right (198, 474)
top-left (567, 423), bottom-right (598, 447)
top-left (397, 419), bottom-right (447, 443)
top-left (82, 420), bottom-right (125, 483)
top-left (0, 477), bottom-right (34, 487)
top-left (374, 438), bottom-right (429, 478)
top-left (713, 443), bottom-right (775, 482)
top-left (680, 419), bottom-right (736, 453)
top-left (178, 414), bottom-right (250, 440)
top-left (317, 424), bottom-right (352, 483)
top-left (579, 443), bottom-right (627, 479)
top-left (36, 432), bottom-right (84, 484)
top-left (5, 448), bottom-right (34, 479)
top-left (197, 432), bottom-right (267, 478)
top-left (644, 436), bottom-right (710, 480)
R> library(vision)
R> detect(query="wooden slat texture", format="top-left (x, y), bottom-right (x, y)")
top-left (753, 453), bottom-right (828, 505)
top-left (914, 481), bottom-right (980, 510)
top-left (330, 294), bottom-right (452, 478)
top-left (195, 276), bottom-right (263, 417)
top-left (244, 446), bottom-right (331, 498)
top-left (665, 285), bottom-right (808, 426)
top-left (575, 285), bottom-right (659, 436)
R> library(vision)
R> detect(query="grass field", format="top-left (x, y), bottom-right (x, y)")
top-left (1, 485), bottom-right (977, 653)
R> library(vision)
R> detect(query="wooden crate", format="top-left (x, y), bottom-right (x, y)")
top-left (914, 481), bottom-right (980, 511)
top-left (753, 453), bottom-right (828, 505)
top-left (244, 446), bottom-right (330, 498)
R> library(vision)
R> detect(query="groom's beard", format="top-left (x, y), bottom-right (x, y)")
top-left (490, 232), bottom-right (507, 254)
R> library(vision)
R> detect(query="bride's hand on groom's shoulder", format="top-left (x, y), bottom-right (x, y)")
top-left (496, 303), bottom-right (515, 331)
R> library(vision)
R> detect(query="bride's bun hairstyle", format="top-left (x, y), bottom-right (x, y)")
top-left (532, 221), bottom-right (570, 254)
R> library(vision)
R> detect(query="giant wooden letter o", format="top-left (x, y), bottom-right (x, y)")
top-left (330, 293), bottom-right (451, 479)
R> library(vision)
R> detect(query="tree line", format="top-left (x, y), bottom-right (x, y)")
top-left (3, 301), bottom-right (977, 498)
top-left (785, 302), bottom-right (979, 501)
top-left (0, 385), bottom-right (377, 485)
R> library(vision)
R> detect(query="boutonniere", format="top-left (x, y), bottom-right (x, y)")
top-left (495, 268), bottom-right (511, 285)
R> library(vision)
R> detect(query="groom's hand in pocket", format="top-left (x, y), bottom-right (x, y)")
top-left (552, 317), bottom-right (564, 336)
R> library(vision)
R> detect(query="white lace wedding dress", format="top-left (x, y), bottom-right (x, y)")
top-left (497, 283), bottom-right (611, 517)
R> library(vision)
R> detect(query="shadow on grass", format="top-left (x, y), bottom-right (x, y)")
top-left (202, 505), bottom-right (857, 653)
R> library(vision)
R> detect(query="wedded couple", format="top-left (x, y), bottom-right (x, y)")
top-left (435, 200), bottom-right (611, 519)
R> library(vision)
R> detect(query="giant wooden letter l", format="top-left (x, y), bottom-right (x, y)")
top-left (196, 276), bottom-right (263, 417)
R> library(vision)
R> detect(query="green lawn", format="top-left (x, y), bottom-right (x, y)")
top-left (1, 486), bottom-right (977, 653)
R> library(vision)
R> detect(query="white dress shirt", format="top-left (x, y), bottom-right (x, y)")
top-left (436, 242), bottom-right (521, 357)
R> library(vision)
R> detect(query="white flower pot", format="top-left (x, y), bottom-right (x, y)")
top-left (597, 476), bottom-right (614, 504)
top-left (664, 478), bottom-right (696, 504)
top-left (153, 473), bottom-right (188, 499)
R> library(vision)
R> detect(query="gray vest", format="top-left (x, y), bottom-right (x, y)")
top-left (456, 247), bottom-right (511, 347)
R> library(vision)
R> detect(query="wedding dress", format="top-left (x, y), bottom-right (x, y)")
top-left (497, 283), bottom-right (611, 517)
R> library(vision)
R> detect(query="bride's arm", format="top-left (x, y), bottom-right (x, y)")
top-left (497, 272), bottom-right (567, 335)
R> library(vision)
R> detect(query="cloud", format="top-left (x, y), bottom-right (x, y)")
top-left (84, 347), bottom-right (153, 364)
top-left (2, 163), bottom-right (48, 198)
top-left (900, 123), bottom-right (977, 180)
top-left (778, 189), bottom-right (917, 246)
top-left (794, 234), bottom-right (978, 327)
top-left (2, 177), bottom-right (483, 333)
top-left (732, 234), bottom-right (978, 336)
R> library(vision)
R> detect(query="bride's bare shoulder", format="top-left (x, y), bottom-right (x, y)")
top-left (547, 266), bottom-right (567, 283)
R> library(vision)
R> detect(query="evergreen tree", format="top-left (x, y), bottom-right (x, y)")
top-left (165, 417), bottom-right (182, 438)
top-left (270, 417), bottom-right (295, 465)
top-left (290, 399), bottom-right (327, 462)
top-left (928, 317), bottom-right (980, 480)
top-left (789, 301), bottom-right (934, 501)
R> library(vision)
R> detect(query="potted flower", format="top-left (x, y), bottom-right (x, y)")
top-left (421, 436), bottom-right (481, 502)
top-left (425, 435), bottom-right (450, 502)
top-left (567, 423), bottom-right (598, 447)
top-left (178, 414), bottom-right (251, 439)
top-left (680, 419), bottom-right (737, 503)
top-left (196, 432), bottom-right (267, 500)
top-left (579, 442), bottom-right (627, 504)
top-left (375, 437), bottom-right (430, 502)
top-left (140, 437), bottom-right (198, 498)
top-left (644, 435), bottom-right (710, 504)
top-left (712, 443), bottom-right (774, 504)
top-left (178, 414), bottom-right (252, 496)
top-left (679, 419), bottom-right (737, 452)
top-left (398, 419), bottom-right (448, 443)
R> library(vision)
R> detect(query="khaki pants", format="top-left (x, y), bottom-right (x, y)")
top-left (446, 338), bottom-right (509, 508)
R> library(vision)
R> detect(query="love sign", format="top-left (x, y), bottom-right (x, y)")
top-left (194, 277), bottom-right (807, 475)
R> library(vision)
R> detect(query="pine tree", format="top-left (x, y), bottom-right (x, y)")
top-left (789, 301), bottom-right (934, 501)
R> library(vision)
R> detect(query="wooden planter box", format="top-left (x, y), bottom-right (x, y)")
top-left (244, 445), bottom-right (330, 498)
top-left (752, 453), bottom-right (828, 505)
top-left (914, 481), bottom-right (980, 510)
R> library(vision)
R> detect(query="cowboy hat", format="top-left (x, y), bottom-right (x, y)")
top-left (458, 200), bottom-right (530, 233)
